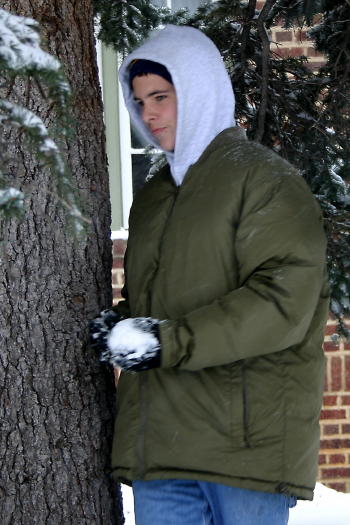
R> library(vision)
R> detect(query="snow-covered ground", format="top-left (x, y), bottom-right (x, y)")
top-left (288, 484), bottom-right (350, 525)
top-left (121, 483), bottom-right (350, 524)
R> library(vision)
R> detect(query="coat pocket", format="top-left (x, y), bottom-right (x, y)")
top-left (242, 365), bottom-right (251, 448)
top-left (239, 357), bottom-right (285, 449)
top-left (229, 362), bottom-right (247, 449)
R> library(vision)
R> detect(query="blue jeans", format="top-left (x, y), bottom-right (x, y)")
top-left (132, 479), bottom-right (296, 525)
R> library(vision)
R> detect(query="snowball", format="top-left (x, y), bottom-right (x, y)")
top-left (107, 318), bottom-right (158, 359)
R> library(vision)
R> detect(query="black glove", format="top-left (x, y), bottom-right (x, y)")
top-left (89, 308), bottom-right (124, 355)
top-left (100, 317), bottom-right (162, 372)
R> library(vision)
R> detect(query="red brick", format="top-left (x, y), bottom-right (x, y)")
top-left (289, 47), bottom-right (306, 57)
top-left (346, 356), bottom-right (350, 390)
top-left (113, 239), bottom-right (127, 257)
top-left (323, 341), bottom-right (340, 352)
top-left (342, 424), bottom-right (350, 434)
top-left (112, 256), bottom-right (124, 269)
top-left (307, 47), bottom-right (324, 58)
top-left (320, 409), bottom-right (346, 420)
top-left (318, 454), bottom-right (327, 465)
top-left (327, 482), bottom-right (346, 492)
top-left (275, 47), bottom-right (306, 58)
top-left (320, 439), bottom-right (350, 449)
top-left (323, 424), bottom-right (340, 435)
top-left (321, 468), bottom-right (350, 479)
top-left (341, 396), bottom-right (350, 406)
top-left (112, 288), bottom-right (122, 301)
top-left (275, 31), bottom-right (293, 42)
top-left (331, 357), bottom-right (342, 391)
top-left (297, 30), bottom-right (308, 41)
top-left (329, 454), bottom-right (346, 464)
top-left (323, 395), bottom-right (338, 406)
top-left (323, 368), bottom-right (329, 392)
top-left (325, 323), bottom-right (337, 336)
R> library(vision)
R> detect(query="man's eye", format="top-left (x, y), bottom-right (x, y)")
top-left (155, 95), bottom-right (166, 102)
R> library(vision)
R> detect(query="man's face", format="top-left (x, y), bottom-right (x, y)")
top-left (132, 73), bottom-right (177, 152)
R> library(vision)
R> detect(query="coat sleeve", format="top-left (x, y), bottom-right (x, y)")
top-left (159, 168), bottom-right (329, 371)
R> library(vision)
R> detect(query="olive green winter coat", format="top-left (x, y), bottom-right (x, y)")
top-left (111, 127), bottom-right (329, 500)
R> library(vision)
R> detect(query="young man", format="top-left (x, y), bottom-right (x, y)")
top-left (91, 25), bottom-right (329, 525)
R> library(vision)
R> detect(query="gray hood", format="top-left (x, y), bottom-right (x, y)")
top-left (119, 25), bottom-right (235, 186)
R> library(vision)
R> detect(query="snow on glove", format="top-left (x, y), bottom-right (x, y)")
top-left (89, 308), bottom-right (124, 356)
top-left (101, 317), bottom-right (162, 372)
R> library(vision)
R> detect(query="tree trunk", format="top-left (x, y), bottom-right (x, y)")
top-left (0, 1), bottom-right (122, 523)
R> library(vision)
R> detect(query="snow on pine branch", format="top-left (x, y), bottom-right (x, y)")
top-left (0, 187), bottom-right (24, 215)
top-left (0, 9), bottom-right (60, 73)
top-left (0, 8), bottom-right (89, 231)
top-left (0, 100), bottom-right (62, 167)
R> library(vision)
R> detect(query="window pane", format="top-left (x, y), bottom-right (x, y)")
top-left (131, 125), bottom-right (149, 149)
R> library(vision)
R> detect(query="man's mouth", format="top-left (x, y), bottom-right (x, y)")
top-left (151, 127), bottom-right (166, 135)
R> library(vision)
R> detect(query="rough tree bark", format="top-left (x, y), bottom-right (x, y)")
top-left (0, 1), bottom-right (122, 523)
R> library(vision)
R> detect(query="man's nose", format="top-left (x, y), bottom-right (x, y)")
top-left (142, 104), bottom-right (156, 123)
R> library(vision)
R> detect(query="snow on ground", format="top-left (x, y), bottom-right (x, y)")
top-left (121, 485), bottom-right (135, 525)
top-left (121, 483), bottom-right (350, 524)
top-left (289, 483), bottom-right (350, 525)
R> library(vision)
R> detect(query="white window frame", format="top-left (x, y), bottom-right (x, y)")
top-left (118, 79), bottom-right (134, 229)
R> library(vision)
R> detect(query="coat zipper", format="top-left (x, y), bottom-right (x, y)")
top-left (137, 184), bottom-right (180, 478)
top-left (145, 185), bottom-right (180, 314)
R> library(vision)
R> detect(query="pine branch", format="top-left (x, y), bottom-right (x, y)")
top-left (0, 187), bottom-right (25, 218)
top-left (93, 0), bottom-right (175, 55)
top-left (237, 0), bottom-right (257, 83)
top-left (255, 0), bottom-right (275, 142)
top-left (0, 8), bottom-right (87, 232)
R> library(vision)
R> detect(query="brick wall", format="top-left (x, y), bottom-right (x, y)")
top-left (112, 238), bottom-right (350, 492)
top-left (112, 238), bottom-right (127, 302)
top-left (265, 3), bottom-right (350, 492)
top-left (319, 321), bottom-right (350, 492)
top-left (257, 0), bottom-right (325, 70)
top-left (270, 24), bottom-right (325, 70)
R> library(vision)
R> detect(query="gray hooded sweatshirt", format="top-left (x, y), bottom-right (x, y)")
top-left (119, 24), bottom-right (235, 186)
